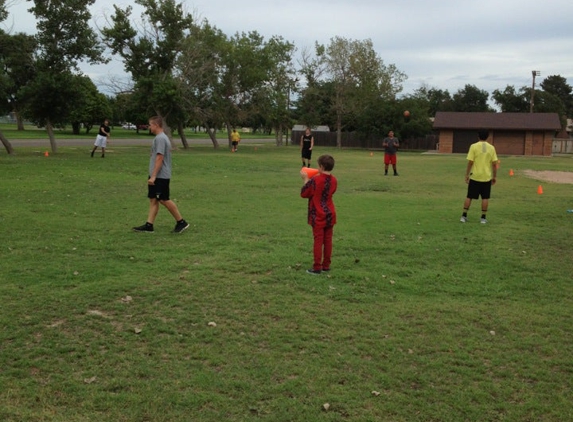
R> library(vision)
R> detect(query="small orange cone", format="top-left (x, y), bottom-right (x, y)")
top-left (537, 185), bottom-right (543, 195)
top-left (44, 151), bottom-right (49, 157)
top-left (509, 169), bottom-right (514, 176)
top-left (370, 152), bottom-right (374, 156)
top-left (301, 167), bottom-right (319, 178)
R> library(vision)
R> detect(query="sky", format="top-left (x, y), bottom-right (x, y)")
top-left (4, 0), bottom-right (573, 99)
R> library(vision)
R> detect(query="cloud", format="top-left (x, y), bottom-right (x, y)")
top-left (4, 0), bottom-right (573, 97)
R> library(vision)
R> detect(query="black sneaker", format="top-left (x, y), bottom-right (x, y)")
top-left (173, 220), bottom-right (190, 233)
top-left (133, 223), bottom-right (154, 232)
top-left (306, 269), bottom-right (321, 275)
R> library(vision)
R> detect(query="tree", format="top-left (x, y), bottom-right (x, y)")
top-left (101, 0), bottom-right (195, 148)
top-left (67, 75), bottom-right (112, 134)
top-left (314, 37), bottom-right (406, 147)
top-left (411, 85), bottom-right (453, 115)
top-left (24, 0), bottom-right (107, 153)
top-left (0, 0), bottom-right (7, 22)
top-left (451, 84), bottom-right (492, 112)
top-left (491, 85), bottom-right (529, 112)
top-left (0, 30), bottom-right (37, 131)
top-left (540, 75), bottom-right (573, 116)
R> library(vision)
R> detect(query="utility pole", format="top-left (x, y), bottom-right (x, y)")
top-left (530, 70), bottom-right (540, 113)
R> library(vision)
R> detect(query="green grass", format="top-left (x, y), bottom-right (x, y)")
top-left (1, 145), bottom-right (572, 421)
top-left (0, 123), bottom-right (272, 140)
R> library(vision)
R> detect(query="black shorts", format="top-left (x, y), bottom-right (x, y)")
top-left (232, 141), bottom-right (238, 146)
top-left (466, 179), bottom-right (492, 200)
top-left (302, 148), bottom-right (312, 160)
top-left (148, 177), bottom-right (170, 201)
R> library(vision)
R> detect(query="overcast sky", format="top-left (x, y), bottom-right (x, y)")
top-left (4, 0), bottom-right (573, 98)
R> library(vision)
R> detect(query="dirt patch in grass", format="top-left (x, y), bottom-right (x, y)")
top-left (522, 170), bottom-right (573, 184)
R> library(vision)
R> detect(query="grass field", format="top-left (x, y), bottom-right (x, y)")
top-left (1, 144), bottom-right (572, 421)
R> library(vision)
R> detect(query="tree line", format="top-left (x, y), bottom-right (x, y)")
top-left (1, 0), bottom-right (572, 155)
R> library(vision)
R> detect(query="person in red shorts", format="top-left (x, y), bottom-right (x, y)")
top-left (383, 130), bottom-right (399, 176)
top-left (300, 154), bottom-right (337, 275)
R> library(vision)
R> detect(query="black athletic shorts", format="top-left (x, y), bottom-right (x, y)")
top-left (301, 148), bottom-right (312, 160)
top-left (148, 177), bottom-right (170, 201)
top-left (466, 179), bottom-right (492, 200)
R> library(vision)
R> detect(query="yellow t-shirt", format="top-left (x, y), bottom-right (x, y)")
top-left (467, 141), bottom-right (498, 182)
top-left (231, 131), bottom-right (241, 142)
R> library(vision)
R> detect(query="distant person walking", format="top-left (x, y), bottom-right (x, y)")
top-left (133, 116), bottom-right (190, 233)
top-left (460, 130), bottom-right (498, 224)
top-left (231, 128), bottom-right (241, 152)
top-left (300, 127), bottom-right (314, 167)
top-left (91, 119), bottom-right (110, 158)
top-left (382, 130), bottom-right (399, 175)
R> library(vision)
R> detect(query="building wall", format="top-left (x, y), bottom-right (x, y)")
top-left (437, 129), bottom-right (552, 156)
top-left (437, 130), bottom-right (453, 153)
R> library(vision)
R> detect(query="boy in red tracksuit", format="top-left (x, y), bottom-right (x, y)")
top-left (300, 154), bottom-right (337, 275)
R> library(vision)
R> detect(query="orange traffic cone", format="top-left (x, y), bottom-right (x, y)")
top-left (44, 151), bottom-right (49, 157)
top-left (537, 185), bottom-right (543, 195)
top-left (301, 167), bottom-right (319, 178)
top-left (509, 169), bottom-right (514, 176)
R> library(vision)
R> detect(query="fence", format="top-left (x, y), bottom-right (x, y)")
top-left (291, 130), bottom-right (438, 151)
top-left (552, 139), bottom-right (573, 154)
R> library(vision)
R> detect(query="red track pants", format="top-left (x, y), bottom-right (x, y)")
top-left (312, 225), bottom-right (333, 271)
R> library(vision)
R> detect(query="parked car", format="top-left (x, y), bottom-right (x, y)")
top-left (121, 123), bottom-right (136, 130)
top-left (137, 124), bottom-right (149, 130)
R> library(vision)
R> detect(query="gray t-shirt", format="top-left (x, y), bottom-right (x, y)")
top-left (149, 132), bottom-right (172, 179)
top-left (383, 137), bottom-right (399, 154)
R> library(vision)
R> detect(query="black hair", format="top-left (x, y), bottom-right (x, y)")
top-left (478, 130), bottom-right (489, 140)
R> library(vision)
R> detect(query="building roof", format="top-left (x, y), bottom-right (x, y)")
top-left (292, 125), bottom-right (330, 132)
top-left (433, 112), bottom-right (561, 131)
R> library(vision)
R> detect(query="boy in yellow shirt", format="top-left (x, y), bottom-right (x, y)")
top-left (460, 130), bottom-right (498, 224)
top-left (231, 129), bottom-right (241, 152)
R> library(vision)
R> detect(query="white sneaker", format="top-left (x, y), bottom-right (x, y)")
top-left (460, 216), bottom-right (468, 223)
top-left (480, 218), bottom-right (488, 224)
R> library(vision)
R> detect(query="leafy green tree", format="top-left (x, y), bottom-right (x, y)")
top-left (102, 0), bottom-right (194, 147)
top-left (24, 0), bottom-right (107, 152)
top-left (175, 21), bottom-right (227, 147)
top-left (0, 0), bottom-right (7, 22)
top-left (314, 37), bottom-right (406, 147)
top-left (531, 90), bottom-right (566, 120)
top-left (540, 75), bottom-right (573, 116)
top-left (451, 84), bottom-right (492, 112)
top-left (491, 85), bottom-right (529, 112)
top-left (255, 35), bottom-right (295, 146)
top-left (0, 31), bottom-right (37, 131)
top-left (411, 85), bottom-right (454, 115)
top-left (67, 75), bottom-right (112, 134)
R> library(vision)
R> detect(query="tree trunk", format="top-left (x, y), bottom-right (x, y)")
top-left (16, 113), bottom-right (24, 131)
top-left (204, 122), bottom-right (219, 149)
top-left (336, 112), bottom-right (342, 148)
top-left (225, 122), bottom-right (233, 149)
top-left (0, 130), bottom-right (15, 155)
top-left (275, 125), bottom-right (284, 146)
top-left (46, 120), bottom-right (58, 153)
top-left (177, 122), bottom-right (189, 149)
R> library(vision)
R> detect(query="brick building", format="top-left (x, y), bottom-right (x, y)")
top-left (433, 112), bottom-right (561, 156)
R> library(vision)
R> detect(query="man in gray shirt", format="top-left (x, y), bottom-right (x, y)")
top-left (133, 116), bottom-right (189, 233)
